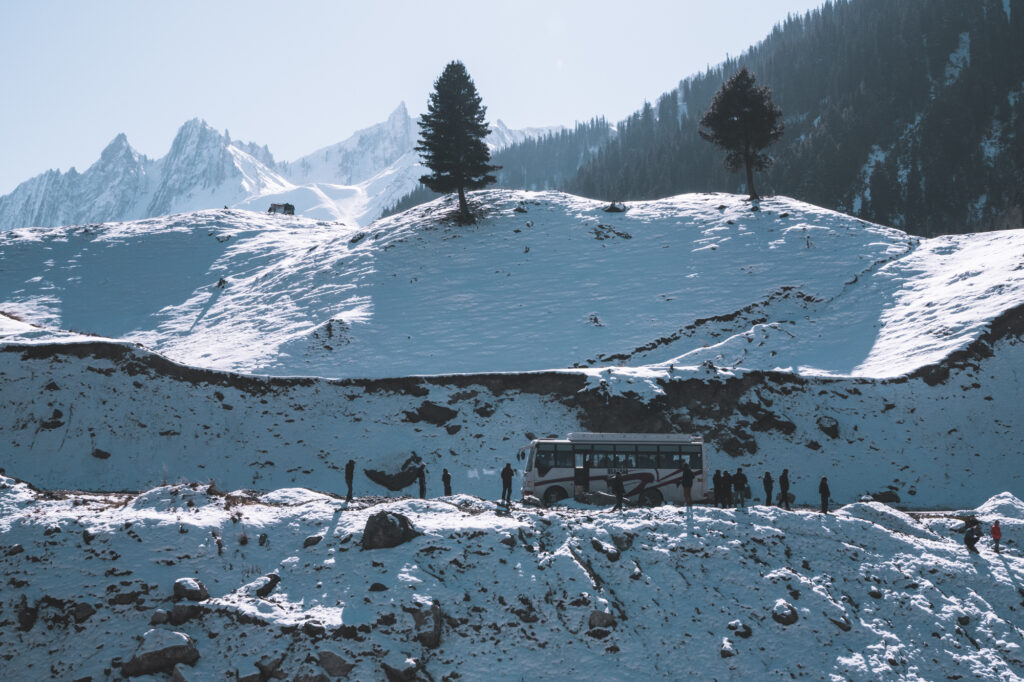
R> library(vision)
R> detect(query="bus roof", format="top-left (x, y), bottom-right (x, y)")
top-left (563, 432), bottom-right (703, 444)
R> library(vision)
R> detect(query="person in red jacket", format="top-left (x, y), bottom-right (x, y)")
top-left (991, 520), bottom-right (1002, 554)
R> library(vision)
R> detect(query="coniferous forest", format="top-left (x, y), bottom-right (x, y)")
top-left (388, 0), bottom-right (1024, 236)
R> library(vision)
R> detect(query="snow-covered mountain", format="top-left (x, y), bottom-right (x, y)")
top-left (0, 106), bottom-right (562, 230)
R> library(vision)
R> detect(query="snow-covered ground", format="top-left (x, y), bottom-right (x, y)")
top-left (2, 189), bottom-right (1023, 679)
top-left (2, 475), bottom-right (1022, 680)
top-left (1, 190), bottom-right (1022, 508)
top-left (3, 190), bottom-right (1023, 380)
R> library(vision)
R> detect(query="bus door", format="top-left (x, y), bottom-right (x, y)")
top-left (573, 451), bottom-right (591, 497)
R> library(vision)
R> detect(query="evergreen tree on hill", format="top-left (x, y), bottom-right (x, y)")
top-left (415, 61), bottom-right (499, 224)
top-left (699, 68), bottom-right (784, 201)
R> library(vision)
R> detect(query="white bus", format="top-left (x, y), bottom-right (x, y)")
top-left (519, 432), bottom-right (709, 507)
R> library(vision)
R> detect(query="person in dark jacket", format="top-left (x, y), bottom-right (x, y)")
top-left (964, 519), bottom-right (982, 553)
top-left (712, 470), bottom-right (723, 507)
top-left (733, 468), bottom-right (748, 508)
top-left (819, 476), bottom-right (830, 514)
top-left (679, 463), bottom-right (695, 507)
top-left (417, 465), bottom-right (427, 499)
top-left (779, 469), bottom-right (791, 510)
top-left (762, 471), bottom-right (773, 506)
top-left (442, 468), bottom-right (452, 496)
top-left (611, 471), bottom-right (625, 511)
top-left (500, 463), bottom-right (514, 505)
top-left (721, 470), bottom-right (733, 508)
top-left (344, 459), bottom-right (355, 502)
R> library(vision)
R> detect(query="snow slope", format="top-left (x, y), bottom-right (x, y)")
top-left (2, 190), bottom-right (1023, 381)
top-left (1, 478), bottom-right (1022, 680)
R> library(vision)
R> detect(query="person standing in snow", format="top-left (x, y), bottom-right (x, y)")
top-left (733, 468), bottom-right (748, 508)
top-left (779, 469), bottom-right (791, 510)
top-left (611, 471), bottom-right (625, 511)
top-left (818, 476), bottom-right (830, 514)
top-left (442, 468), bottom-right (452, 496)
top-left (762, 471), bottom-right (773, 506)
top-left (680, 463), bottom-right (695, 507)
top-left (964, 519), bottom-right (982, 553)
top-left (500, 463), bottom-right (514, 505)
top-left (991, 520), bottom-right (1002, 553)
top-left (344, 459), bottom-right (355, 502)
top-left (721, 470), bottom-right (733, 508)
top-left (712, 470), bottom-right (723, 507)
top-left (417, 465), bottom-right (427, 499)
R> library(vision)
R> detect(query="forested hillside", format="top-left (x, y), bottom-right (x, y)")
top-left (389, 0), bottom-right (1024, 236)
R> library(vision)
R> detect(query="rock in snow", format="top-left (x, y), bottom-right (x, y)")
top-left (121, 629), bottom-right (199, 677)
top-left (361, 511), bottom-right (419, 550)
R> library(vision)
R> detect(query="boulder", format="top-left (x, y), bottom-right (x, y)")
top-left (816, 415), bottom-right (840, 439)
top-left (172, 577), bottom-right (209, 602)
top-left (169, 603), bottom-right (201, 626)
top-left (721, 637), bottom-right (737, 658)
top-left (304, 533), bottom-right (324, 548)
top-left (254, 574), bottom-right (281, 598)
top-left (402, 600), bottom-right (443, 648)
top-left (318, 650), bottom-right (355, 677)
top-left (361, 512), bottom-right (420, 550)
top-left (150, 609), bottom-right (169, 626)
top-left (73, 602), bottom-right (97, 623)
top-left (771, 599), bottom-right (799, 626)
top-left (16, 595), bottom-right (38, 632)
top-left (588, 610), bottom-right (616, 629)
top-left (122, 629), bottom-right (199, 677)
top-left (727, 619), bottom-right (752, 638)
top-left (382, 659), bottom-right (420, 682)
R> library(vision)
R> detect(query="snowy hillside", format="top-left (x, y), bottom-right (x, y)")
top-left (0, 106), bottom-right (561, 229)
top-left (2, 190), bottom-right (1023, 381)
top-left (1, 477), bottom-right (1022, 680)
top-left (2, 190), bottom-right (1023, 508)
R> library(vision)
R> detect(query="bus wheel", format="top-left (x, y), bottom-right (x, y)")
top-left (542, 487), bottom-right (568, 507)
top-left (639, 489), bottom-right (662, 507)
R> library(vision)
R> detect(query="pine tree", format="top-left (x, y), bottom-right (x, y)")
top-left (698, 68), bottom-right (784, 201)
top-left (415, 61), bottom-right (498, 224)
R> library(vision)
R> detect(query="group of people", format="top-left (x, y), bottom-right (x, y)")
top-left (711, 469), bottom-right (833, 513)
top-left (964, 518), bottom-right (1002, 554)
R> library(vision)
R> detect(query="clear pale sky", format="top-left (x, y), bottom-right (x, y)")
top-left (0, 0), bottom-right (824, 195)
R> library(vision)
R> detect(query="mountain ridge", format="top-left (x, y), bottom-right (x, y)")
top-left (0, 108), bottom-right (560, 230)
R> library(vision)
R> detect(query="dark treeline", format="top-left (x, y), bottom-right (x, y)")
top-left (386, 0), bottom-right (1024, 236)
top-left (568, 0), bottom-right (1024, 236)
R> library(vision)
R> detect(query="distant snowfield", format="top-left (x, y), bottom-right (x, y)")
top-left (1, 475), bottom-right (1023, 680)
top-left (1, 190), bottom-right (1022, 381)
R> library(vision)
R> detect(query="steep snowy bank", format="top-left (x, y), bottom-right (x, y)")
top-left (1, 297), bottom-right (1022, 508)
top-left (1, 477), bottom-right (1022, 680)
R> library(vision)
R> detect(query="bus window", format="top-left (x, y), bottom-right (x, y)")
top-left (524, 447), bottom-right (535, 473)
top-left (615, 445), bottom-right (637, 468)
top-left (591, 445), bottom-right (615, 469)
top-left (658, 445), bottom-right (684, 469)
top-left (536, 444), bottom-right (555, 476)
top-left (554, 444), bottom-right (573, 468)
top-left (633, 444), bottom-right (655, 468)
